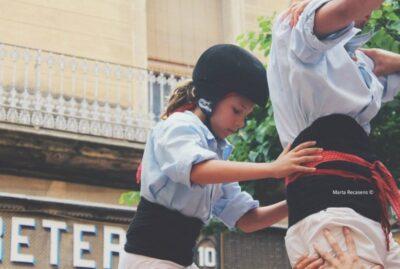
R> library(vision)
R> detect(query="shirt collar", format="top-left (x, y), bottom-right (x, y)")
top-left (183, 110), bottom-right (233, 149)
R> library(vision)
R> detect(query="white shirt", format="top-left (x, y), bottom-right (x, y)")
top-left (267, 0), bottom-right (400, 147)
top-left (140, 111), bottom-right (258, 228)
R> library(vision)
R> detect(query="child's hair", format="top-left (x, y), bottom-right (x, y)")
top-left (161, 79), bottom-right (198, 120)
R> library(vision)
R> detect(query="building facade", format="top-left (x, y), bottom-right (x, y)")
top-left (0, 1), bottom-right (290, 268)
top-left (0, 1), bottom-right (398, 269)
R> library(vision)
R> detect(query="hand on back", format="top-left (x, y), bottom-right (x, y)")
top-left (271, 141), bottom-right (322, 178)
top-left (293, 227), bottom-right (384, 269)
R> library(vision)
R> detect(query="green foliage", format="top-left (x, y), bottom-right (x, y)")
top-left (119, 191), bottom-right (140, 206)
top-left (236, 16), bottom-right (275, 60)
top-left (366, 1), bottom-right (400, 177)
top-left (364, 1), bottom-right (400, 52)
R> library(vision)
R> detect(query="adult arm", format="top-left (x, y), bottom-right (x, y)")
top-left (313, 0), bottom-right (383, 38)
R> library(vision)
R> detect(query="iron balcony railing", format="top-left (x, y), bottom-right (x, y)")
top-left (0, 42), bottom-right (183, 143)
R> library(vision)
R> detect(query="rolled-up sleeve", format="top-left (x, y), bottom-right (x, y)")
top-left (381, 72), bottom-right (400, 103)
top-left (154, 123), bottom-right (218, 187)
top-left (290, 0), bottom-right (358, 64)
top-left (212, 182), bottom-right (259, 229)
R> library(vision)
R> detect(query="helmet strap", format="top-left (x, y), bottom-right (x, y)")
top-left (197, 98), bottom-right (219, 139)
top-left (197, 98), bottom-right (213, 116)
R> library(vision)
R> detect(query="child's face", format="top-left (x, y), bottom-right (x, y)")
top-left (210, 93), bottom-right (254, 139)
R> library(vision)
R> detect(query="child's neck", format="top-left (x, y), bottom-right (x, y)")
top-left (192, 108), bottom-right (222, 141)
top-left (193, 107), bottom-right (207, 123)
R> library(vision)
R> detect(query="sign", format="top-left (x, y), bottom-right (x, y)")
top-left (196, 237), bottom-right (217, 269)
top-left (0, 214), bottom-right (126, 269)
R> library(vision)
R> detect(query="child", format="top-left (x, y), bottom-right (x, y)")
top-left (118, 44), bottom-right (322, 269)
top-left (268, 0), bottom-right (400, 268)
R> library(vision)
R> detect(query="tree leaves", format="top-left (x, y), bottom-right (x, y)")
top-left (119, 191), bottom-right (141, 206)
top-left (367, 1), bottom-right (400, 178)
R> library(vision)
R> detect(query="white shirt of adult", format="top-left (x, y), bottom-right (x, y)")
top-left (267, 0), bottom-right (400, 148)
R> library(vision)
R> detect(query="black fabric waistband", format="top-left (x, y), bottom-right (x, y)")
top-left (124, 197), bottom-right (203, 266)
top-left (291, 114), bottom-right (376, 161)
top-left (287, 114), bottom-right (382, 227)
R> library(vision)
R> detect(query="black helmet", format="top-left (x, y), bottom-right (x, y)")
top-left (192, 44), bottom-right (269, 115)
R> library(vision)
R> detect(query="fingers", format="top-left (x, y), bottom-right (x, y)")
top-left (295, 148), bottom-right (323, 157)
top-left (293, 255), bottom-right (308, 269)
top-left (359, 48), bottom-right (376, 58)
top-left (371, 265), bottom-right (384, 269)
top-left (293, 255), bottom-right (321, 269)
top-left (282, 2), bottom-right (297, 21)
top-left (359, 48), bottom-right (382, 76)
top-left (292, 141), bottom-right (317, 152)
top-left (289, 0), bottom-right (310, 27)
top-left (291, 5), bottom-right (303, 27)
top-left (291, 11), bottom-right (300, 27)
top-left (359, 48), bottom-right (378, 67)
top-left (283, 1), bottom-right (308, 27)
top-left (304, 258), bottom-right (324, 269)
top-left (281, 143), bottom-right (292, 155)
top-left (281, 7), bottom-right (292, 21)
top-left (373, 67), bottom-right (384, 77)
top-left (289, 3), bottom-right (299, 27)
top-left (293, 165), bottom-right (317, 174)
top-left (343, 227), bottom-right (357, 257)
top-left (313, 243), bottom-right (341, 268)
top-left (322, 229), bottom-right (345, 259)
top-left (296, 156), bottom-right (323, 164)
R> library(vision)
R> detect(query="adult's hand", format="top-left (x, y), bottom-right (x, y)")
top-left (282, 0), bottom-right (312, 27)
top-left (293, 227), bottom-right (383, 269)
top-left (360, 48), bottom-right (400, 77)
top-left (293, 255), bottom-right (323, 269)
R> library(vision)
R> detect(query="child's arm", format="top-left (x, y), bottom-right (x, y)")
top-left (236, 200), bottom-right (288, 233)
top-left (191, 141), bottom-right (322, 184)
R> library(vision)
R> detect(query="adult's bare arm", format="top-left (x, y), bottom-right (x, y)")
top-left (314, 0), bottom-right (383, 38)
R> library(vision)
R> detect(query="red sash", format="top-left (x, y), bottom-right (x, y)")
top-left (286, 150), bottom-right (400, 250)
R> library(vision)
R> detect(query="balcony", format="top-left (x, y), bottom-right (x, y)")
top-left (0, 42), bottom-right (184, 188)
top-left (0, 42), bottom-right (182, 144)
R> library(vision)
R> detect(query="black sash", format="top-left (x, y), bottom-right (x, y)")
top-left (287, 114), bottom-right (382, 227)
top-left (124, 197), bottom-right (203, 266)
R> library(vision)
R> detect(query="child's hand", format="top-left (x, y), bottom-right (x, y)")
top-left (270, 141), bottom-right (322, 178)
